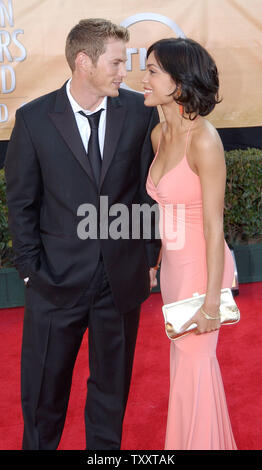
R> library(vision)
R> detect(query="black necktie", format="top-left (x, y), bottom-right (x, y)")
top-left (79, 109), bottom-right (103, 187)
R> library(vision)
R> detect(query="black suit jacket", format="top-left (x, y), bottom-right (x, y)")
top-left (5, 82), bottom-right (160, 313)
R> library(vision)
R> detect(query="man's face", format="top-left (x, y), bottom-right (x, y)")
top-left (87, 39), bottom-right (127, 97)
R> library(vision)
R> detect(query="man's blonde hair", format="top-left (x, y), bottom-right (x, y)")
top-left (65, 18), bottom-right (129, 71)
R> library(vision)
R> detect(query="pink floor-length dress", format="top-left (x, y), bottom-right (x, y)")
top-left (146, 123), bottom-right (237, 450)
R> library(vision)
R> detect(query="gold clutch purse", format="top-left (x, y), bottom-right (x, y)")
top-left (162, 288), bottom-right (240, 341)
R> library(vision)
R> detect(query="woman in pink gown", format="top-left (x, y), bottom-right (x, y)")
top-left (143, 38), bottom-right (237, 450)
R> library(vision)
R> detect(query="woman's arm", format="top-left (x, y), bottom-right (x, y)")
top-left (197, 128), bottom-right (226, 315)
top-left (182, 125), bottom-right (226, 334)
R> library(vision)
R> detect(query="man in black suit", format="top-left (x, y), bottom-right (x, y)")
top-left (5, 19), bottom-right (160, 450)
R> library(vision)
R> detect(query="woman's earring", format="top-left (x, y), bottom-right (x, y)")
top-left (179, 104), bottom-right (184, 116)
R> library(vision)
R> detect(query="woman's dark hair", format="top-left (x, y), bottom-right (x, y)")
top-left (147, 37), bottom-right (221, 119)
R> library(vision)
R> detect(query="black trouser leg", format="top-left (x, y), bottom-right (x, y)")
top-left (21, 286), bottom-right (89, 450)
top-left (85, 270), bottom-right (140, 450)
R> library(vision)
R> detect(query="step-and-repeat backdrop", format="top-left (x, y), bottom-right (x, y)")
top-left (0, 0), bottom-right (261, 139)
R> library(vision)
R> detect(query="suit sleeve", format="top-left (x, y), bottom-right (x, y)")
top-left (4, 109), bottom-right (42, 279)
top-left (139, 106), bottom-right (162, 267)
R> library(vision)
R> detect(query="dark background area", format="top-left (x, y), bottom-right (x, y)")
top-left (0, 126), bottom-right (262, 169)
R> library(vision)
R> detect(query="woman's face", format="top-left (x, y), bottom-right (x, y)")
top-left (142, 51), bottom-right (176, 107)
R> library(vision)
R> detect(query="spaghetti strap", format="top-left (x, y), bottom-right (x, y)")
top-left (184, 119), bottom-right (195, 156)
top-left (156, 127), bottom-right (163, 155)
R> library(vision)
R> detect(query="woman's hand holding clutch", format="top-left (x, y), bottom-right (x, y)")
top-left (181, 305), bottom-right (221, 335)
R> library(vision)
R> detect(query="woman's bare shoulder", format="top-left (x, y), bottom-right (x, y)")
top-left (191, 119), bottom-right (224, 166)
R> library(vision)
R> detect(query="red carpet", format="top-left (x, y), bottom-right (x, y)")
top-left (0, 282), bottom-right (261, 450)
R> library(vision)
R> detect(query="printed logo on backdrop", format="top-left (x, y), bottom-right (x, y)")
top-left (0, 0), bottom-right (27, 123)
top-left (120, 13), bottom-right (186, 93)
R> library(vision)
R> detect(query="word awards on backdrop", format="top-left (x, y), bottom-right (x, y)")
top-left (0, 0), bottom-right (27, 124)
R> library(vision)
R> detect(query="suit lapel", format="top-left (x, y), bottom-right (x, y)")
top-left (48, 82), bottom-right (96, 185)
top-left (48, 83), bottom-right (126, 189)
top-left (100, 95), bottom-right (126, 188)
